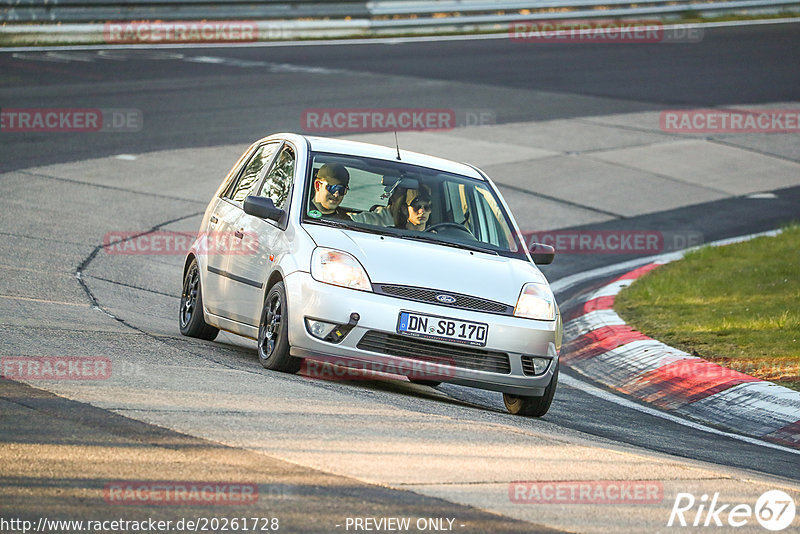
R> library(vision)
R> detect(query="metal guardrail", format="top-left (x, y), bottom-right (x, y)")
top-left (0, 0), bottom-right (798, 46)
top-left (1, 1), bottom-right (370, 22)
top-left (372, 0), bottom-right (800, 17)
top-left (370, 0), bottom-right (800, 28)
top-left (370, 0), bottom-right (790, 15)
top-left (1, 0), bottom-right (799, 23)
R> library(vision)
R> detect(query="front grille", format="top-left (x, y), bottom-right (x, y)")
top-left (356, 330), bottom-right (511, 374)
top-left (521, 356), bottom-right (537, 376)
top-left (374, 284), bottom-right (513, 316)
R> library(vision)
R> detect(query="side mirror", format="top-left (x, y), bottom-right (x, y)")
top-left (244, 196), bottom-right (284, 223)
top-left (530, 243), bottom-right (555, 265)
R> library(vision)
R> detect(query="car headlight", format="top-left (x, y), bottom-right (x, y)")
top-left (514, 283), bottom-right (556, 321)
top-left (311, 248), bottom-right (372, 291)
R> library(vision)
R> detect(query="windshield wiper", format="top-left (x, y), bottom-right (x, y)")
top-left (304, 217), bottom-right (347, 228)
top-left (303, 217), bottom-right (389, 236)
top-left (394, 233), bottom-right (498, 255)
top-left (304, 219), bottom-right (499, 254)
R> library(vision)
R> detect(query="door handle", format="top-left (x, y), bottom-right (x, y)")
top-left (234, 230), bottom-right (244, 239)
top-left (210, 216), bottom-right (219, 224)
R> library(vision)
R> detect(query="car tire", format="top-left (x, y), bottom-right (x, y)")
top-left (502, 360), bottom-right (559, 417)
top-left (179, 258), bottom-right (220, 341)
top-left (258, 281), bottom-right (302, 373)
top-left (409, 379), bottom-right (442, 387)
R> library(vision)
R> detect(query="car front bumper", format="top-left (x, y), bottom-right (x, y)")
top-left (284, 271), bottom-right (560, 396)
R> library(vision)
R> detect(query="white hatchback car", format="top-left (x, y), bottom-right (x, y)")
top-left (180, 133), bottom-right (562, 416)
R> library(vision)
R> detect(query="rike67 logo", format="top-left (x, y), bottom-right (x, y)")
top-left (668, 490), bottom-right (797, 531)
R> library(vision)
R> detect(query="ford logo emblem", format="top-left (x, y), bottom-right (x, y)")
top-left (435, 294), bottom-right (457, 304)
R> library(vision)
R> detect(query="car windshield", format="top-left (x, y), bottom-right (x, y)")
top-left (303, 151), bottom-right (527, 259)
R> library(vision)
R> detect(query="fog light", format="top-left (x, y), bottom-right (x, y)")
top-left (522, 356), bottom-right (551, 376)
top-left (306, 319), bottom-right (337, 340)
top-left (305, 313), bottom-right (361, 344)
top-left (531, 357), bottom-right (550, 375)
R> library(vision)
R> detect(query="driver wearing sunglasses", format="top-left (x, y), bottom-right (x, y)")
top-left (311, 163), bottom-right (351, 220)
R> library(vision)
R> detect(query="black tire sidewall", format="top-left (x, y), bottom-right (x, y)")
top-left (179, 259), bottom-right (218, 340)
top-left (258, 282), bottom-right (296, 372)
top-left (178, 259), bottom-right (208, 337)
top-left (504, 359), bottom-right (559, 417)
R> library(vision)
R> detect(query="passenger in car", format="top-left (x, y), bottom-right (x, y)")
top-left (310, 163), bottom-right (352, 220)
top-left (350, 204), bottom-right (394, 226)
top-left (349, 175), bottom-right (397, 227)
top-left (389, 184), bottom-right (432, 231)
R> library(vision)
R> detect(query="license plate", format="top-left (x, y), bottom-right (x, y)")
top-left (397, 311), bottom-right (488, 347)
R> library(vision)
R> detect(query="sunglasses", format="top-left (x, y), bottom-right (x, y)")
top-left (410, 201), bottom-right (432, 211)
top-left (318, 180), bottom-right (348, 196)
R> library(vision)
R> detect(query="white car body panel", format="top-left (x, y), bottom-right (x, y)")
top-left (184, 133), bottom-right (561, 398)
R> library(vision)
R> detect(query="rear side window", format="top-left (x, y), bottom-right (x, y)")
top-left (443, 181), bottom-right (516, 252)
top-left (225, 142), bottom-right (280, 204)
top-left (472, 187), bottom-right (515, 251)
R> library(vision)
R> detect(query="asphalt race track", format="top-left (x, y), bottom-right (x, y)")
top-left (2, 22), bottom-right (799, 173)
top-left (1, 21), bottom-right (799, 534)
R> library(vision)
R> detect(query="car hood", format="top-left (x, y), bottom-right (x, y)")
top-left (303, 223), bottom-right (548, 306)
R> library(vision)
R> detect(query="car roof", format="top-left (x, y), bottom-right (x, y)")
top-left (264, 133), bottom-right (486, 180)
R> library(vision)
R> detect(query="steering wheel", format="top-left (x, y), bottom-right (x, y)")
top-left (425, 222), bottom-right (472, 234)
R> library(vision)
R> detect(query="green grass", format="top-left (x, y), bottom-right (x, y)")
top-left (615, 224), bottom-right (800, 391)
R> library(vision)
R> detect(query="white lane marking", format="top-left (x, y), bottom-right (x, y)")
top-left (96, 50), bottom-right (185, 61)
top-left (179, 55), bottom-right (345, 73)
top-left (563, 309), bottom-right (626, 338)
top-left (560, 373), bottom-right (800, 456)
top-left (684, 381), bottom-right (800, 430)
top-left (588, 279), bottom-right (634, 299)
top-left (11, 52), bottom-right (73, 63)
top-left (8, 49), bottom-right (346, 74)
top-left (552, 257), bottom-right (665, 295)
top-left (747, 192), bottom-right (779, 199)
top-left (1, 18), bottom-right (798, 53)
top-left (115, 154), bottom-right (137, 160)
top-left (12, 51), bottom-right (99, 62)
top-left (45, 51), bottom-right (98, 62)
top-left (183, 55), bottom-right (226, 64)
